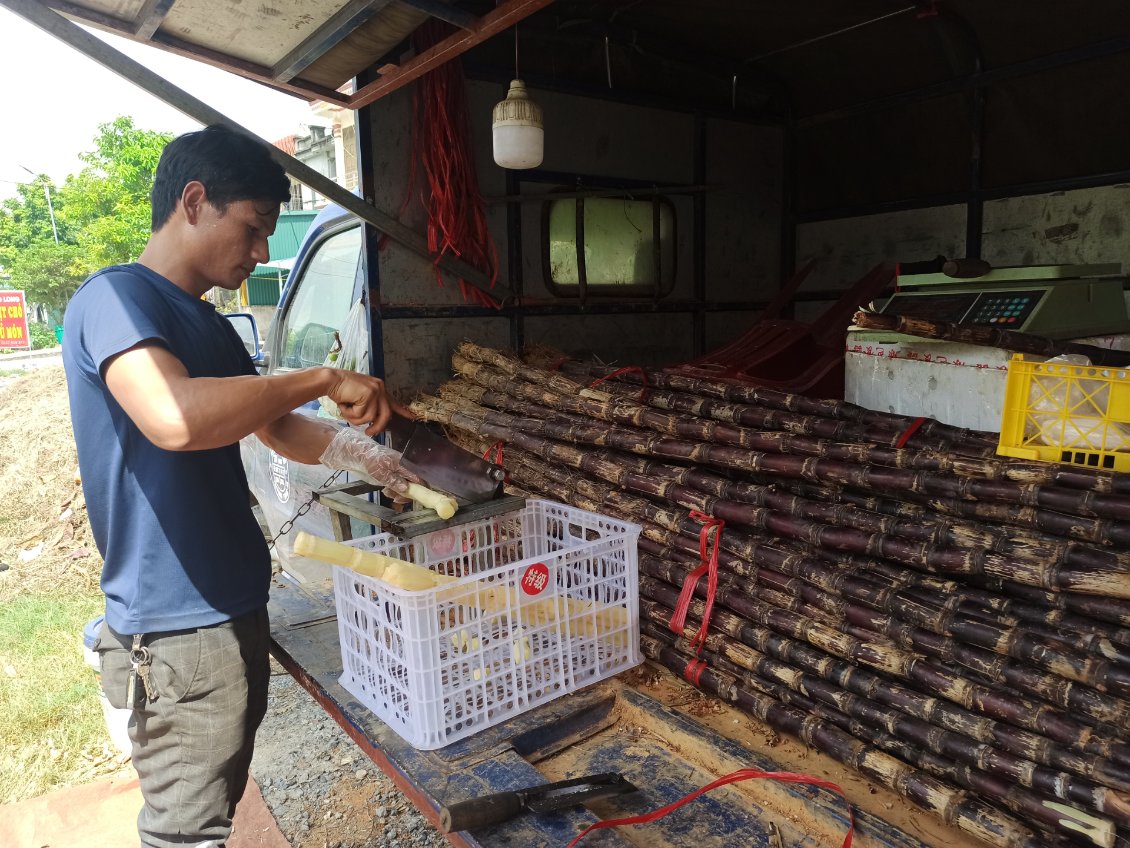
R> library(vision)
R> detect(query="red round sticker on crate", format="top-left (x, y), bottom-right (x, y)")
top-left (520, 563), bottom-right (550, 596)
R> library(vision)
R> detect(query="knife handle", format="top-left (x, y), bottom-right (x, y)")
top-left (440, 791), bottom-right (524, 832)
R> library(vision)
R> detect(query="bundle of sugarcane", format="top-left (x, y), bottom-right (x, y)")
top-left (410, 342), bottom-right (1130, 848)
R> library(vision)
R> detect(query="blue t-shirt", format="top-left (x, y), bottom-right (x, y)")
top-left (63, 263), bottom-right (271, 634)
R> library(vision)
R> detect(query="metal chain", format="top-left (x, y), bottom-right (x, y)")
top-left (266, 468), bottom-right (344, 550)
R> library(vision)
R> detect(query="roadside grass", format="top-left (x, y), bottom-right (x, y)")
top-left (0, 588), bottom-right (113, 804)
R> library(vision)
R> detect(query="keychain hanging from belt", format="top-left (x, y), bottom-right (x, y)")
top-left (126, 633), bottom-right (156, 708)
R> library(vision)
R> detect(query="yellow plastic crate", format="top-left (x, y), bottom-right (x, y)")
top-left (997, 354), bottom-right (1130, 471)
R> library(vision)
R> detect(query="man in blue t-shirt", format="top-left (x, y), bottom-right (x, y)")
top-left (63, 125), bottom-right (414, 848)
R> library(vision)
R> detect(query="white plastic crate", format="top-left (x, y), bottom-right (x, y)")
top-left (333, 500), bottom-right (641, 750)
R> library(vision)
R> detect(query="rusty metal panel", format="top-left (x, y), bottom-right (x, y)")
top-left (382, 317), bottom-right (510, 393)
top-left (523, 313), bottom-right (695, 368)
top-left (982, 184), bottom-right (1130, 267)
top-left (796, 205), bottom-right (966, 292)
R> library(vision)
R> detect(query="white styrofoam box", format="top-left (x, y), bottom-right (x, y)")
top-left (333, 500), bottom-right (641, 750)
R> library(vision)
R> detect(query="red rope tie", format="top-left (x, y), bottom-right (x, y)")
top-left (683, 658), bottom-right (708, 686)
top-left (547, 356), bottom-right (568, 372)
top-left (894, 416), bottom-right (927, 449)
top-left (668, 511), bottom-right (725, 655)
top-left (565, 768), bottom-right (854, 848)
top-left (588, 366), bottom-right (649, 402)
top-left (482, 440), bottom-right (505, 466)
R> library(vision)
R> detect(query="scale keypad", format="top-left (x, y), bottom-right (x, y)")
top-left (968, 290), bottom-right (1043, 328)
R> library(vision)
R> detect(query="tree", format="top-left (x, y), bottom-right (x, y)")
top-left (5, 242), bottom-right (89, 313)
top-left (0, 116), bottom-right (174, 315)
top-left (57, 116), bottom-right (173, 267)
top-left (0, 177), bottom-right (67, 269)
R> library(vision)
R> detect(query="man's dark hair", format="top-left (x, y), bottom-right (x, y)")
top-left (151, 124), bottom-right (292, 230)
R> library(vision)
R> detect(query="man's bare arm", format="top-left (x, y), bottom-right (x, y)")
top-left (255, 413), bottom-right (338, 464)
top-left (103, 341), bottom-right (392, 451)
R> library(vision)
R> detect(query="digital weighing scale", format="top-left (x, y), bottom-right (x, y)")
top-left (854, 263), bottom-right (1130, 341)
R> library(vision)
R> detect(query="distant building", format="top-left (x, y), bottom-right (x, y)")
top-left (272, 101), bottom-right (356, 211)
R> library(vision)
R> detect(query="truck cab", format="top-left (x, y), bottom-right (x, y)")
top-left (240, 205), bottom-right (366, 578)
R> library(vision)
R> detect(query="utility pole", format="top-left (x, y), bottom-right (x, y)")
top-left (19, 165), bottom-right (59, 244)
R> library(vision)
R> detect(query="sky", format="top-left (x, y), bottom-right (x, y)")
top-left (0, 6), bottom-right (323, 200)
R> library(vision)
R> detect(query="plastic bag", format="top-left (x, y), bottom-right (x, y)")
top-left (1026, 354), bottom-right (1130, 452)
top-left (319, 300), bottom-right (369, 420)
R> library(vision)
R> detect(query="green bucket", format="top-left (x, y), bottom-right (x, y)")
top-left (53, 326), bottom-right (64, 344)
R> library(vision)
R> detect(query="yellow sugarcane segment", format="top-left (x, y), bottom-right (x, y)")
top-left (404, 482), bottom-right (458, 520)
top-left (294, 532), bottom-right (450, 591)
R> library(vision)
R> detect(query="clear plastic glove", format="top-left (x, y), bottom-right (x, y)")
top-left (319, 426), bottom-right (419, 501)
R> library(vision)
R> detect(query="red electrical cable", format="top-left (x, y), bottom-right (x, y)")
top-left (566, 768), bottom-right (854, 848)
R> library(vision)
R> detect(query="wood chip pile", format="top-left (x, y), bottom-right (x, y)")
top-left (412, 341), bottom-right (1130, 848)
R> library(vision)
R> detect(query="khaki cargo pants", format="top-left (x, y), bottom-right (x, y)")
top-left (94, 607), bottom-right (270, 848)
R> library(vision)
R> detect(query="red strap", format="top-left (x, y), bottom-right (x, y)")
top-left (894, 416), bottom-right (927, 449)
top-left (668, 511), bottom-right (725, 654)
top-left (588, 366), bottom-right (649, 401)
top-left (683, 659), bottom-right (708, 686)
top-left (482, 440), bottom-right (505, 466)
top-left (566, 768), bottom-right (854, 848)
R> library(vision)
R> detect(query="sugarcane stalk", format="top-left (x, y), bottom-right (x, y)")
top-left (496, 435), bottom-right (1130, 693)
top-left (639, 635), bottom-right (1060, 848)
top-left (453, 352), bottom-right (1079, 488)
top-left (415, 391), bottom-right (1130, 598)
top-left (498, 435), bottom-right (1130, 655)
top-left (574, 374), bottom-right (1001, 457)
top-left (643, 619), bottom-right (1129, 839)
top-left (432, 376), bottom-right (1130, 527)
top-left (506, 450), bottom-right (1130, 794)
top-left (592, 446), bottom-right (1130, 574)
top-left (525, 346), bottom-right (1002, 453)
top-left (535, 347), bottom-right (1128, 495)
top-left (852, 310), bottom-right (1130, 369)
top-left (499, 452), bottom-right (1130, 768)
top-left (637, 546), bottom-right (1130, 730)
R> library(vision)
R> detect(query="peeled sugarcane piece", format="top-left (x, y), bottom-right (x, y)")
top-left (297, 532), bottom-right (622, 636)
top-left (294, 531), bottom-right (454, 590)
top-left (404, 481), bottom-right (458, 520)
top-left (638, 635), bottom-right (1059, 848)
top-left (646, 622), bottom-right (1125, 845)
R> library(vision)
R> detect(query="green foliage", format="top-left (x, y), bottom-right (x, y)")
top-left (0, 590), bottom-right (106, 804)
top-left (0, 116), bottom-right (173, 312)
top-left (0, 178), bottom-right (66, 269)
top-left (5, 243), bottom-right (91, 314)
top-left (58, 116), bottom-right (173, 267)
top-left (28, 322), bottom-right (58, 350)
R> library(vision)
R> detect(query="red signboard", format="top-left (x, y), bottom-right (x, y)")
top-left (0, 290), bottom-right (31, 350)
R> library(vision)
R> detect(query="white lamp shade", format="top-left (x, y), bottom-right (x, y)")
top-left (492, 80), bottom-right (544, 169)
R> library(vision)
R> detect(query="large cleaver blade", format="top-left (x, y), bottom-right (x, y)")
top-left (385, 414), bottom-right (505, 503)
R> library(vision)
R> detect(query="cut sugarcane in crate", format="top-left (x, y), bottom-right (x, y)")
top-left (296, 500), bottom-right (641, 750)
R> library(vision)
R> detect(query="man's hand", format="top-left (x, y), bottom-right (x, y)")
top-left (319, 426), bottom-right (422, 498)
top-left (324, 370), bottom-right (398, 435)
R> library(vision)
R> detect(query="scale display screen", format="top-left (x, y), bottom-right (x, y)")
top-left (881, 292), bottom-right (979, 323)
top-left (881, 289), bottom-right (1047, 328)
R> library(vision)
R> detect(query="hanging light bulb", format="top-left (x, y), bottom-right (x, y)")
top-left (492, 79), bottom-right (544, 169)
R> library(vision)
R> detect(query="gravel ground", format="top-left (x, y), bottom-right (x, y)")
top-left (250, 661), bottom-right (450, 848)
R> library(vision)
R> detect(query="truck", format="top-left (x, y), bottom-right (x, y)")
top-left (11, 1), bottom-right (1130, 846)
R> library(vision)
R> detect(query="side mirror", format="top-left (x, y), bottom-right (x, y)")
top-left (223, 312), bottom-right (267, 367)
